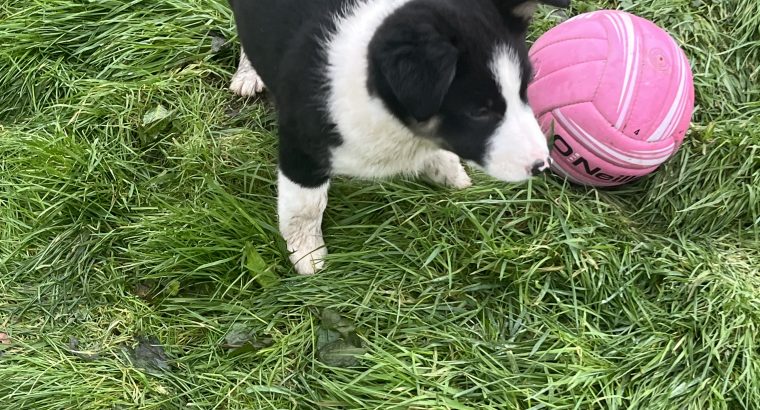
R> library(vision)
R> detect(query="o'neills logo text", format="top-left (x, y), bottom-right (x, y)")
top-left (552, 135), bottom-right (639, 184)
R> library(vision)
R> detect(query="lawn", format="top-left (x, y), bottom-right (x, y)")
top-left (0, 0), bottom-right (758, 409)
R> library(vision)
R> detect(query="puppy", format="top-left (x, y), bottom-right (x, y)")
top-left (228, 0), bottom-right (570, 274)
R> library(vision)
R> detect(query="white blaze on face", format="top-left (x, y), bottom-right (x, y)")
top-left (483, 47), bottom-right (550, 182)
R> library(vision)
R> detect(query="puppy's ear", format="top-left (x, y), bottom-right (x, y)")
top-left (371, 24), bottom-right (458, 122)
top-left (537, 0), bottom-right (571, 7)
top-left (499, 0), bottom-right (571, 22)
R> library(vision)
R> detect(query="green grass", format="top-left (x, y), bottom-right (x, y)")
top-left (1, 0), bottom-right (758, 408)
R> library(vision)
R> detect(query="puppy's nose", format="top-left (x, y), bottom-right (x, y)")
top-left (530, 159), bottom-right (550, 176)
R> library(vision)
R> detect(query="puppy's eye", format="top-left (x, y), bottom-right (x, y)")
top-left (467, 106), bottom-right (504, 121)
top-left (466, 99), bottom-right (503, 121)
top-left (467, 107), bottom-right (493, 120)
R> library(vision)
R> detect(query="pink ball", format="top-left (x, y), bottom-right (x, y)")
top-left (528, 10), bottom-right (695, 187)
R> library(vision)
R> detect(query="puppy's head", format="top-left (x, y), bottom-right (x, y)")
top-left (368, 0), bottom-right (569, 182)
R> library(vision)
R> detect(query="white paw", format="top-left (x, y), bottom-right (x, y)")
top-left (423, 151), bottom-right (472, 189)
top-left (229, 50), bottom-right (265, 97)
top-left (230, 67), bottom-right (265, 97)
top-left (278, 171), bottom-right (330, 275)
top-left (447, 164), bottom-right (473, 189)
top-left (287, 235), bottom-right (327, 275)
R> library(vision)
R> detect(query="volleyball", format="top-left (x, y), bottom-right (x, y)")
top-left (528, 10), bottom-right (695, 186)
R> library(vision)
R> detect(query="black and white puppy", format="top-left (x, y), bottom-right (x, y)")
top-left (228, 0), bottom-right (570, 274)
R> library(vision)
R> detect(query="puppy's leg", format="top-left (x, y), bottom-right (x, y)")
top-left (421, 150), bottom-right (472, 189)
top-left (229, 48), bottom-right (265, 97)
top-left (278, 171), bottom-right (329, 275)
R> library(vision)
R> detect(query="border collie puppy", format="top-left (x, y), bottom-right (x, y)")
top-left (228, 0), bottom-right (570, 274)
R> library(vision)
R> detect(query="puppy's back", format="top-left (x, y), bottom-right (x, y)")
top-left (230, 0), bottom-right (349, 89)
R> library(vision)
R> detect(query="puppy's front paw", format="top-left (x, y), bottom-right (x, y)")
top-left (446, 163), bottom-right (473, 189)
top-left (423, 151), bottom-right (472, 189)
top-left (278, 171), bottom-right (330, 275)
top-left (285, 231), bottom-right (327, 275)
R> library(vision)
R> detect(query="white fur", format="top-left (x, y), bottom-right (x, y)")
top-left (230, 49), bottom-right (266, 97)
top-left (278, 171), bottom-right (329, 275)
top-left (482, 47), bottom-right (551, 182)
top-left (324, 0), bottom-right (447, 179)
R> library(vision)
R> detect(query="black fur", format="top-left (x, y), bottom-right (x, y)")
top-left (230, 0), bottom-right (345, 187)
